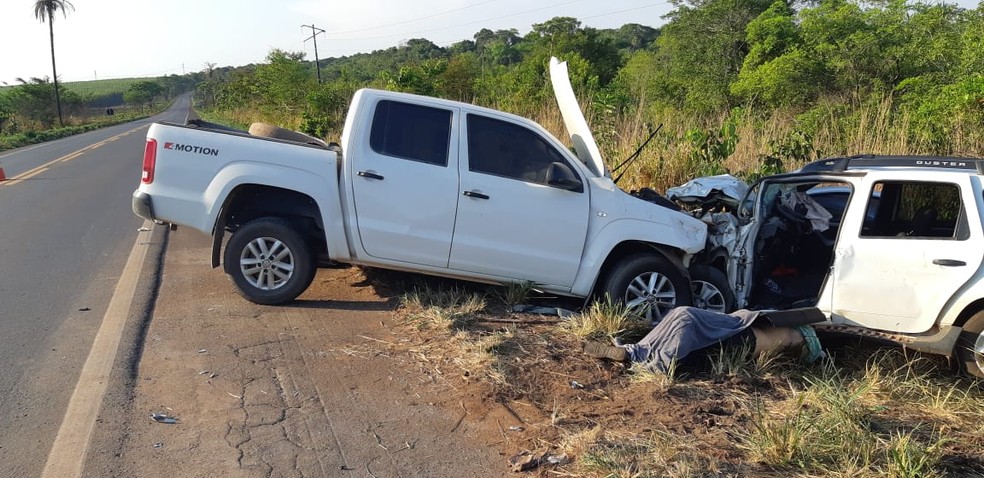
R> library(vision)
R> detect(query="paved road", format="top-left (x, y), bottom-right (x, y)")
top-left (0, 96), bottom-right (191, 476)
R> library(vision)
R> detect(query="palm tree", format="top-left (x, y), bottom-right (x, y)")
top-left (33, 0), bottom-right (74, 127)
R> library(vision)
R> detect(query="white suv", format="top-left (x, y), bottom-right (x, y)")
top-left (679, 156), bottom-right (984, 377)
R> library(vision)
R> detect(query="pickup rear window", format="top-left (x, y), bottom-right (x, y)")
top-left (370, 100), bottom-right (452, 166)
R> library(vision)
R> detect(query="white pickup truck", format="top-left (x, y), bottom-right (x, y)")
top-left (132, 59), bottom-right (706, 323)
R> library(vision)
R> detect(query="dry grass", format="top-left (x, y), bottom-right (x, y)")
top-left (400, 285), bottom-right (486, 330)
top-left (560, 296), bottom-right (649, 340)
top-left (737, 351), bottom-right (984, 477)
top-left (528, 94), bottom-right (984, 193)
top-left (560, 427), bottom-right (721, 478)
top-left (385, 277), bottom-right (984, 477)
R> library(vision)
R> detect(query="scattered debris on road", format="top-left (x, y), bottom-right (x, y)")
top-left (150, 412), bottom-right (177, 424)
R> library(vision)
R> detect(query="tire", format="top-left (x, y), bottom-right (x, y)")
top-left (248, 122), bottom-right (326, 146)
top-left (956, 310), bottom-right (984, 379)
top-left (690, 265), bottom-right (735, 313)
top-left (223, 217), bottom-right (316, 305)
top-left (599, 253), bottom-right (693, 324)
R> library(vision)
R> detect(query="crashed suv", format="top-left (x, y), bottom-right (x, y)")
top-left (670, 156), bottom-right (984, 377)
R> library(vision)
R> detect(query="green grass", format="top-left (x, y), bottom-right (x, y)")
top-left (62, 78), bottom-right (155, 97)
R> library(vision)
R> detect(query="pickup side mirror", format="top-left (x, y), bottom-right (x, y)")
top-left (546, 162), bottom-right (583, 192)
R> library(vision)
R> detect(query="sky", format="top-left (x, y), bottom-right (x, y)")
top-left (0, 0), bottom-right (980, 86)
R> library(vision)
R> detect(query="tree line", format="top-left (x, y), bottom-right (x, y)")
top-left (193, 0), bottom-right (981, 187)
top-left (0, 74), bottom-right (199, 136)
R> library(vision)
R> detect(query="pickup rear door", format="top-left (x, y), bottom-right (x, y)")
top-left (350, 99), bottom-right (460, 267)
top-left (448, 112), bottom-right (590, 289)
top-left (829, 172), bottom-right (981, 333)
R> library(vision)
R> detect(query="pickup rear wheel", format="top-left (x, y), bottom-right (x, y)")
top-left (956, 310), bottom-right (984, 379)
top-left (600, 253), bottom-right (692, 324)
top-left (224, 217), bottom-right (316, 305)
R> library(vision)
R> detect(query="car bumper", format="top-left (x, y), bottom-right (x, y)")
top-left (132, 190), bottom-right (156, 221)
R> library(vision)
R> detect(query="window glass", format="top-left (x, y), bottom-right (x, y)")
top-left (860, 181), bottom-right (965, 239)
top-left (369, 100), bottom-right (451, 166)
top-left (466, 114), bottom-right (571, 185)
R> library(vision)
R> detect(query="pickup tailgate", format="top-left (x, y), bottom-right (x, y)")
top-left (134, 122), bottom-right (337, 235)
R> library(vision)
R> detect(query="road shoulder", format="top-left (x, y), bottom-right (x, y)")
top-left (106, 230), bottom-right (505, 477)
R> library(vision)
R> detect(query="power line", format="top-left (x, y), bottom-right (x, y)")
top-left (327, 0), bottom-right (499, 35)
top-left (323, 0), bottom-right (586, 42)
top-left (302, 24), bottom-right (326, 84)
top-left (579, 2), bottom-right (672, 22)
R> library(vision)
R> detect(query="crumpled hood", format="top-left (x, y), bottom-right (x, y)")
top-left (549, 57), bottom-right (608, 178)
top-left (667, 174), bottom-right (749, 204)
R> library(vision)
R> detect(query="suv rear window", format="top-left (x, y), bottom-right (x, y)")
top-left (860, 181), bottom-right (967, 239)
top-left (369, 100), bottom-right (452, 166)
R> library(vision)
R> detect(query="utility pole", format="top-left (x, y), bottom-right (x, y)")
top-left (302, 24), bottom-right (326, 84)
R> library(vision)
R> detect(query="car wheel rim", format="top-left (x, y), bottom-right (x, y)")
top-left (692, 280), bottom-right (727, 313)
top-left (624, 271), bottom-right (677, 323)
top-left (975, 331), bottom-right (984, 372)
top-left (240, 237), bottom-right (294, 291)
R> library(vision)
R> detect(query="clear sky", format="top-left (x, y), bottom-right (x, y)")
top-left (0, 0), bottom-right (980, 85)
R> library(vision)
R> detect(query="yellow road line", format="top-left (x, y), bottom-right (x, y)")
top-left (0, 125), bottom-right (146, 187)
top-left (2, 167), bottom-right (49, 186)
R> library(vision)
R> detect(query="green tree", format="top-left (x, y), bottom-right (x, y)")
top-left (649, 0), bottom-right (774, 113)
top-left (255, 50), bottom-right (315, 116)
top-left (124, 81), bottom-right (165, 107)
top-left (731, 0), bottom-right (826, 106)
top-left (9, 77), bottom-right (57, 127)
top-left (0, 97), bottom-right (12, 134)
top-left (33, 0), bottom-right (74, 127)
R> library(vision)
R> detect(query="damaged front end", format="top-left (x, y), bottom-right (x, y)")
top-left (661, 173), bottom-right (849, 314)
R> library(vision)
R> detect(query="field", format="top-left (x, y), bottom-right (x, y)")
top-left (62, 77), bottom-right (155, 97)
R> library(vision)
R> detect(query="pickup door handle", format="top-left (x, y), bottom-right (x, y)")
top-left (462, 190), bottom-right (490, 200)
top-left (357, 170), bottom-right (384, 180)
top-left (933, 259), bottom-right (966, 267)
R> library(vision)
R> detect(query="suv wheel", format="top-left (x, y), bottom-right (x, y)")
top-left (957, 310), bottom-right (984, 379)
top-left (224, 217), bottom-right (316, 305)
top-left (600, 253), bottom-right (692, 324)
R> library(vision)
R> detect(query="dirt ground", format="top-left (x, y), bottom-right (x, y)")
top-left (108, 229), bottom-right (984, 478)
top-left (112, 231), bottom-right (516, 477)
top-left (112, 230), bottom-right (758, 477)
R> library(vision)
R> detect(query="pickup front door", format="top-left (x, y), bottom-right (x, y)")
top-left (829, 173), bottom-right (981, 333)
top-left (351, 99), bottom-right (460, 267)
top-left (448, 113), bottom-right (590, 289)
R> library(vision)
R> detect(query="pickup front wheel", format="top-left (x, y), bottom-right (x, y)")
top-left (224, 217), bottom-right (316, 305)
top-left (957, 310), bottom-right (984, 379)
top-left (600, 253), bottom-right (692, 324)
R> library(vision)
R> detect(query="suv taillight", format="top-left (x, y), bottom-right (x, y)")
top-left (142, 139), bottom-right (157, 184)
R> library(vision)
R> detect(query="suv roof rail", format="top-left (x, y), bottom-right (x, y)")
top-left (800, 155), bottom-right (984, 174)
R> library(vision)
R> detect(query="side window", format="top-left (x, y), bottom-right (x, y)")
top-left (369, 100), bottom-right (451, 166)
top-left (466, 114), bottom-right (573, 185)
top-left (860, 181), bottom-right (966, 239)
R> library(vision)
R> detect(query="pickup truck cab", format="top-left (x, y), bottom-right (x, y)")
top-left (133, 58), bottom-right (706, 323)
top-left (682, 156), bottom-right (984, 377)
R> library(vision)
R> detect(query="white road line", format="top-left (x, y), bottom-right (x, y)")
top-left (41, 221), bottom-right (155, 478)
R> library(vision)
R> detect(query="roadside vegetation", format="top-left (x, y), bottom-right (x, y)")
top-left (381, 273), bottom-right (984, 477)
top-left (196, 0), bottom-right (983, 192)
top-left (0, 74), bottom-right (198, 152)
